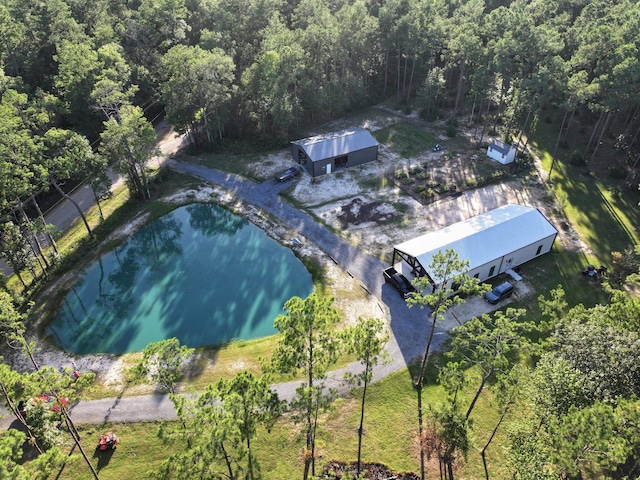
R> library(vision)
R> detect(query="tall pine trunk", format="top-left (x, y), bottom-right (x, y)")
top-left (451, 61), bottom-right (466, 119)
top-left (30, 194), bottom-right (58, 255)
top-left (356, 371), bottom-right (369, 475)
top-left (549, 110), bottom-right (569, 179)
top-left (416, 313), bottom-right (439, 480)
top-left (16, 199), bottom-right (49, 271)
top-left (588, 110), bottom-right (612, 170)
top-left (584, 110), bottom-right (605, 158)
top-left (51, 180), bottom-right (94, 239)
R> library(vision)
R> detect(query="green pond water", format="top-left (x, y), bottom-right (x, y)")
top-left (49, 203), bottom-right (313, 354)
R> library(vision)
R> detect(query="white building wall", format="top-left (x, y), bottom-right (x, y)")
top-left (487, 146), bottom-right (516, 164)
top-left (413, 233), bottom-right (556, 292)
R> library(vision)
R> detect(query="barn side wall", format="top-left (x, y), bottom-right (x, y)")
top-left (496, 233), bottom-right (556, 274)
top-left (292, 144), bottom-right (313, 176)
top-left (312, 158), bottom-right (334, 177)
top-left (347, 146), bottom-right (378, 168)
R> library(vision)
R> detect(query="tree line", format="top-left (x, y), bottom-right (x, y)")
top-left (3, 0), bottom-right (640, 149)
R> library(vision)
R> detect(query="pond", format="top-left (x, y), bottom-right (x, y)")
top-left (49, 203), bottom-right (313, 354)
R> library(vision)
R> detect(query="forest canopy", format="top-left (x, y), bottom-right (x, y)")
top-left (1, 0), bottom-right (639, 146)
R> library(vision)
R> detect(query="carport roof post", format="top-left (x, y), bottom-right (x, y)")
top-left (292, 127), bottom-right (378, 162)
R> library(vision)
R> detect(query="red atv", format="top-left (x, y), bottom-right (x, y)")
top-left (98, 432), bottom-right (119, 451)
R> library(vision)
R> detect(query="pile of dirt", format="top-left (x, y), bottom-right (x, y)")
top-left (336, 198), bottom-right (396, 228)
top-left (322, 461), bottom-right (420, 480)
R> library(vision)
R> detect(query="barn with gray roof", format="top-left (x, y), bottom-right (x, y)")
top-left (292, 127), bottom-right (379, 178)
top-left (390, 204), bottom-right (557, 293)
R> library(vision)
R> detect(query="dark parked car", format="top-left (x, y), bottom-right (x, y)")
top-left (430, 144), bottom-right (445, 152)
top-left (274, 166), bottom-right (300, 183)
top-left (484, 281), bottom-right (514, 304)
top-left (383, 267), bottom-right (416, 299)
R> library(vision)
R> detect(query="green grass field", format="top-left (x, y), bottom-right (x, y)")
top-left (373, 122), bottom-right (440, 158)
top-left (52, 367), bottom-right (515, 480)
top-left (532, 120), bottom-right (640, 264)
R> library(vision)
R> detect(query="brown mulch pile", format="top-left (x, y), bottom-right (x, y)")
top-left (322, 461), bottom-right (420, 480)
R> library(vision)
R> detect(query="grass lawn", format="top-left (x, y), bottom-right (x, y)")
top-left (176, 149), bottom-right (274, 182)
top-left (53, 366), bottom-right (515, 480)
top-left (532, 120), bottom-right (640, 265)
top-left (504, 243), bottom-right (608, 318)
top-left (373, 122), bottom-right (441, 158)
top-left (52, 422), bottom-right (174, 480)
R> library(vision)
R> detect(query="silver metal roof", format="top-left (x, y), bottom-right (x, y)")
top-left (394, 204), bottom-right (557, 278)
top-left (293, 127), bottom-right (378, 162)
top-left (488, 139), bottom-right (514, 155)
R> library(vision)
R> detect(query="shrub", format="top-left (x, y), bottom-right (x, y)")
top-left (402, 177), bottom-right (415, 185)
top-left (409, 166), bottom-right (422, 175)
top-left (413, 185), bottom-right (426, 193)
top-left (426, 179), bottom-right (439, 188)
top-left (608, 165), bottom-right (626, 179)
top-left (570, 149), bottom-right (585, 166)
top-left (417, 171), bottom-right (430, 180)
top-left (465, 178), bottom-right (478, 188)
top-left (610, 247), bottom-right (640, 285)
top-left (609, 185), bottom-right (623, 198)
top-left (446, 124), bottom-right (457, 137)
top-left (422, 188), bottom-right (436, 198)
top-left (513, 158), bottom-right (532, 173)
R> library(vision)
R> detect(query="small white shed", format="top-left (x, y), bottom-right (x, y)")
top-left (390, 204), bottom-right (557, 293)
top-left (487, 140), bottom-right (516, 165)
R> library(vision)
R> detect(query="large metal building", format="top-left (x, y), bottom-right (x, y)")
top-left (292, 127), bottom-right (379, 178)
top-left (390, 204), bottom-right (558, 292)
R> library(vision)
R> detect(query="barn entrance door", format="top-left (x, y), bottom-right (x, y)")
top-left (503, 257), bottom-right (513, 272)
top-left (326, 163), bottom-right (332, 174)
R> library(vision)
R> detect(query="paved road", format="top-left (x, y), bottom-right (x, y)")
top-left (0, 122), bottom-right (185, 277)
top-left (2, 158), bottom-right (448, 429)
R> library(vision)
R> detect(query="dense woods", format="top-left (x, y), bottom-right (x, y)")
top-left (2, 0), bottom-right (640, 278)
top-left (2, 0), bottom-right (640, 478)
